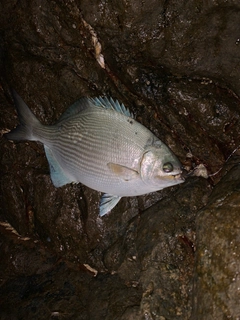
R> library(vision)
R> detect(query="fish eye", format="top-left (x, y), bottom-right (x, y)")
top-left (163, 162), bottom-right (173, 173)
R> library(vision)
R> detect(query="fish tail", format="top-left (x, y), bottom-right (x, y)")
top-left (5, 89), bottom-right (42, 141)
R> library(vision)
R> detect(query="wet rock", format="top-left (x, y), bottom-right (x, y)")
top-left (1, 0), bottom-right (240, 319)
top-left (192, 159), bottom-right (240, 320)
top-left (0, 175), bottom-right (210, 319)
top-left (81, 0), bottom-right (240, 96)
top-left (129, 178), bottom-right (209, 319)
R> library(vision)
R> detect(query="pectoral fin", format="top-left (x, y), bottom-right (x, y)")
top-left (99, 194), bottom-right (121, 217)
top-left (107, 163), bottom-right (139, 181)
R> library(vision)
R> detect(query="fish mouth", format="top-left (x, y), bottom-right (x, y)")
top-left (160, 172), bottom-right (185, 182)
top-left (174, 173), bottom-right (185, 181)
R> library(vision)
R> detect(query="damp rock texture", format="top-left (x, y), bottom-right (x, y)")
top-left (192, 161), bottom-right (240, 320)
top-left (1, 1), bottom-right (240, 319)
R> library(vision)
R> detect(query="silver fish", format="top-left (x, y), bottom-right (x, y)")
top-left (5, 90), bottom-right (184, 216)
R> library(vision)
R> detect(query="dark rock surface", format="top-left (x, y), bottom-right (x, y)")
top-left (1, 1), bottom-right (240, 319)
top-left (192, 160), bottom-right (240, 320)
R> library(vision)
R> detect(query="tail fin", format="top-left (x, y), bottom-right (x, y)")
top-left (5, 90), bottom-right (41, 141)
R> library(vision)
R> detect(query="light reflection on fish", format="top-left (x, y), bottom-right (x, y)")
top-left (5, 91), bottom-right (184, 216)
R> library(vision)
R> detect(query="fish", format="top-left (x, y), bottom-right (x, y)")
top-left (5, 90), bottom-right (184, 216)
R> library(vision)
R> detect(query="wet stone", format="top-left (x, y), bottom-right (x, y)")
top-left (1, 0), bottom-right (240, 319)
top-left (192, 159), bottom-right (240, 320)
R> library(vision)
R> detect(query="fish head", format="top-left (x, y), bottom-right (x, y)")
top-left (140, 142), bottom-right (184, 189)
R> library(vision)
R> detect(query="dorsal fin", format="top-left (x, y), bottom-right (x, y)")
top-left (57, 97), bottom-right (93, 122)
top-left (57, 96), bottom-right (133, 122)
top-left (89, 97), bottom-right (133, 118)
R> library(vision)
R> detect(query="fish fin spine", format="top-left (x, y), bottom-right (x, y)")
top-left (90, 97), bottom-right (133, 118)
top-left (99, 194), bottom-right (121, 216)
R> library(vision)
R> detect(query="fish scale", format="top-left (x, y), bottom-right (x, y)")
top-left (5, 90), bottom-right (184, 216)
top-left (55, 110), bottom-right (144, 172)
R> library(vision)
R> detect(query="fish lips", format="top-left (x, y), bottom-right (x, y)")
top-left (174, 172), bottom-right (185, 182)
top-left (152, 171), bottom-right (185, 189)
top-left (161, 171), bottom-right (186, 184)
top-left (161, 172), bottom-right (185, 182)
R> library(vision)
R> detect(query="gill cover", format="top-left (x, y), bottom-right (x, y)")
top-left (140, 150), bottom-right (160, 185)
top-left (140, 149), bottom-right (176, 186)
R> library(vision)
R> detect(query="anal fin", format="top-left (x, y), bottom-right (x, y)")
top-left (99, 194), bottom-right (121, 217)
top-left (44, 146), bottom-right (73, 187)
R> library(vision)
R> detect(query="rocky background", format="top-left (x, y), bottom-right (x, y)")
top-left (1, 1), bottom-right (240, 319)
